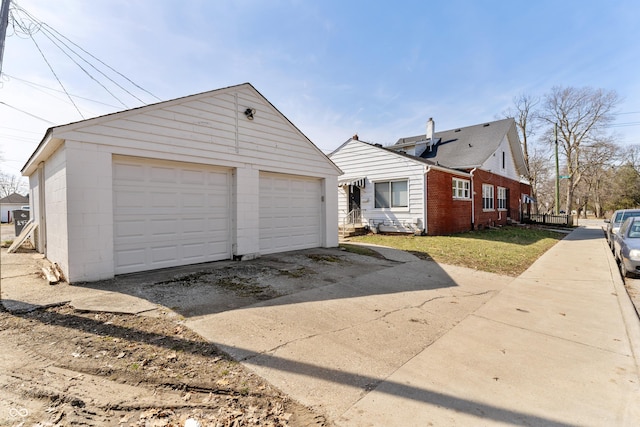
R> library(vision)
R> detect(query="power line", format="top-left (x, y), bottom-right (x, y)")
top-left (611, 122), bottom-right (640, 128)
top-left (11, 9), bottom-right (85, 119)
top-left (2, 73), bottom-right (121, 109)
top-left (0, 101), bottom-right (55, 124)
top-left (11, 1), bottom-right (161, 104)
top-left (6, 1), bottom-right (162, 123)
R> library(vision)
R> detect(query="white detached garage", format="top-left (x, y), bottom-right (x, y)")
top-left (22, 83), bottom-right (341, 283)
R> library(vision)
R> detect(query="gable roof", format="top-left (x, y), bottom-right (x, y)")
top-left (393, 118), bottom-right (527, 174)
top-left (22, 82), bottom-right (341, 176)
top-left (0, 192), bottom-right (29, 204)
top-left (330, 138), bottom-right (471, 177)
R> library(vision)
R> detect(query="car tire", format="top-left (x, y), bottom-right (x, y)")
top-left (621, 262), bottom-right (636, 279)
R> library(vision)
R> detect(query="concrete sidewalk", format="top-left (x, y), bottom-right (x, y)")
top-left (187, 225), bottom-right (640, 426)
top-left (337, 225), bottom-right (640, 426)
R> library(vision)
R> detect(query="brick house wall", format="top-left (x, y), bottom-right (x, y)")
top-left (426, 168), bottom-right (472, 235)
top-left (472, 169), bottom-right (530, 229)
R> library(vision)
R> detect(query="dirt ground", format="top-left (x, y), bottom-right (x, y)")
top-left (0, 304), bottom-right (329, 426)
top-left (0, 236), bottom-right (393, 427)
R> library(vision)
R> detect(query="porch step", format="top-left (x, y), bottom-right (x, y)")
top-left (338, 224), bottom-right (369, 238)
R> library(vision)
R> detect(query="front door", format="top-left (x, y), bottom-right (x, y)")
top-left (348, 185), bottom-right (361, 212)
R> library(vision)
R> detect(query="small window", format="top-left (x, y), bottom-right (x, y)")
top-left (497, 187), bottom-right (507, 210)
top-left (502, 151), bottom-right (506, 169)
top-left (375, 180), bottom-right (408, 208)
top-left (452, 178), bottom-right (470, 199)
top-left (482, 184), bottom-right (494, 210)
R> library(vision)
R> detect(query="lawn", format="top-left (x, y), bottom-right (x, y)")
top-left (344, 226), bottom-right (566, 276)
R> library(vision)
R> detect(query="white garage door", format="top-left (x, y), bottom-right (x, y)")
top-left (113, 157), bottom-right (231, 275)
top-left (259, 172), bottom-right (323, 254)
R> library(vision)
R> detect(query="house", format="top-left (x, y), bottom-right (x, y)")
top-left (0, 192), bottom-right (29, 223)
top-left (329, 118), bottom-right (532, 235)
top-left (21, 83), bottom-right (341, 283)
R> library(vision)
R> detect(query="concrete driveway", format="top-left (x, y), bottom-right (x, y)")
top-left (185, 251), bottom-right (513, 422)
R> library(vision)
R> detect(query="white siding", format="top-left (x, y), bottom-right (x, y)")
top-left (0, 203), bottom-right (23, 223)
top-left (330, 141), bottom-right (427, 230)
top-left (54, 86), bottom-right (338, 178)
top-left (481, 135), bottom-right (520, 181)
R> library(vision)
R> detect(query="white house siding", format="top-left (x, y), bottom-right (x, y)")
top-left (480, 134), bottom-right (520, 181)
top-left (22, 84), bottom-right (340, 283)
top-left (330, 140), bottom-right (427, 230)
top-left (0, 203), bottom-right (23, 223)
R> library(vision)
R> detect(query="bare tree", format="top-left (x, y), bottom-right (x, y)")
top-left (528, 145), bottom-right (553, 213)
top-left (576, 140), bottom-right (618, 217)
top-left (0, 172), bottom-right (28, 198)
top-left (539, 86), bottom-right (620, 213)
top-left (502, 94), bottom-right (541, 180)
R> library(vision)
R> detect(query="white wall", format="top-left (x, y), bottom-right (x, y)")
top-left (64, 141), bottom-right (114, 282)
top-left (330, 140), bottom-right (426, 229)
top-left (25, 85), bottom-right (339, 282)
top-left (42, 145), bottom-right (69, 278)
top-left (0, 203), bottom-right (23, 223)
top-left (480, 134), bottom-right (520, 181)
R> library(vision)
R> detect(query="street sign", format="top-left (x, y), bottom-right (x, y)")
top-left (559, 175), bottom-right (570, 179)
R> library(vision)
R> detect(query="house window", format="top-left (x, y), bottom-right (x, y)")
top-left (497, 187), bottom-right (507, 210)
top-left (452, 178), bottom-right (470, 199)
top-left (375, 180), bottom-right (408, 208)
top-left (482, 184), bottom-right (494, 210)
top-left (502, 151), bottom-right (506, 169)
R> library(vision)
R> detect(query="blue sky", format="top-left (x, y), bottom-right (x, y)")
top-left (1, 0), bottom-right (639, 178)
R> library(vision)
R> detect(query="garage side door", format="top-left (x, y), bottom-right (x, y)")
top-left (259, 172), bottom-right (322, 254)
top-left (113, 157), bottom-right (231, 275)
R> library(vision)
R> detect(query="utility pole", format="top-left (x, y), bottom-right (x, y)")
top-left (0, 0), bottom-right (8, 311)
top-left (555, 123), bottom-right (560, 215)
top-left (0, 0), bottom-right (9, 75)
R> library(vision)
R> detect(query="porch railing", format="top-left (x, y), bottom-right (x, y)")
top-left (345, 208), bottom-right (362, 225)
top-left (522, 213), bottom-right (573, 227)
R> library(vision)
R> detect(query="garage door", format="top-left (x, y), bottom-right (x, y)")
top-left (259, 172), bottom-right (323, 254)
top-left (113, 157), bottom-right (231, 275)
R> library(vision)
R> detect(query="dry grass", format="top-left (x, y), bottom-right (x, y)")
top-left (347, 226), bottom-right (565, 276)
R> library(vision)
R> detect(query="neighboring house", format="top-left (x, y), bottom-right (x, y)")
top-left (329, 118), bottom-right (532, 235)
top-left (0, 192), bottom-right (29, 223)
top-left (21, 83), bottom-right (341, 283)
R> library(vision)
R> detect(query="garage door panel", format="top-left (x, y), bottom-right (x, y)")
top-left (114, 158), bottom-right (231, 275)
top-left (259, 172), bottom-right (322, 254)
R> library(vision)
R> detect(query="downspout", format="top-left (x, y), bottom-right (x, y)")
top-left (424, 166), bottom-right (430, 235)
top-left (470, 168), bottom-right (477, 230)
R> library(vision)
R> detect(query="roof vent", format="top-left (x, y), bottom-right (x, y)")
top-left (483, 123), bottom-right (490, 127)
top-left (455, 129), bottom-right (461, 132)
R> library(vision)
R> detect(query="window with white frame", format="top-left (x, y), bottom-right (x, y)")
top-left (482, 184), bottom-right (494, 210)
top-left (452, 178), bottom-right (470, 199)
top-left (375, 180), bottom-right (408, 208)
top-left (497, 187), bottom-right (507, 210)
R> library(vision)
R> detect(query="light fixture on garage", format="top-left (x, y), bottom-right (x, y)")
top-left (244, 108), bottom-right (256, 120)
